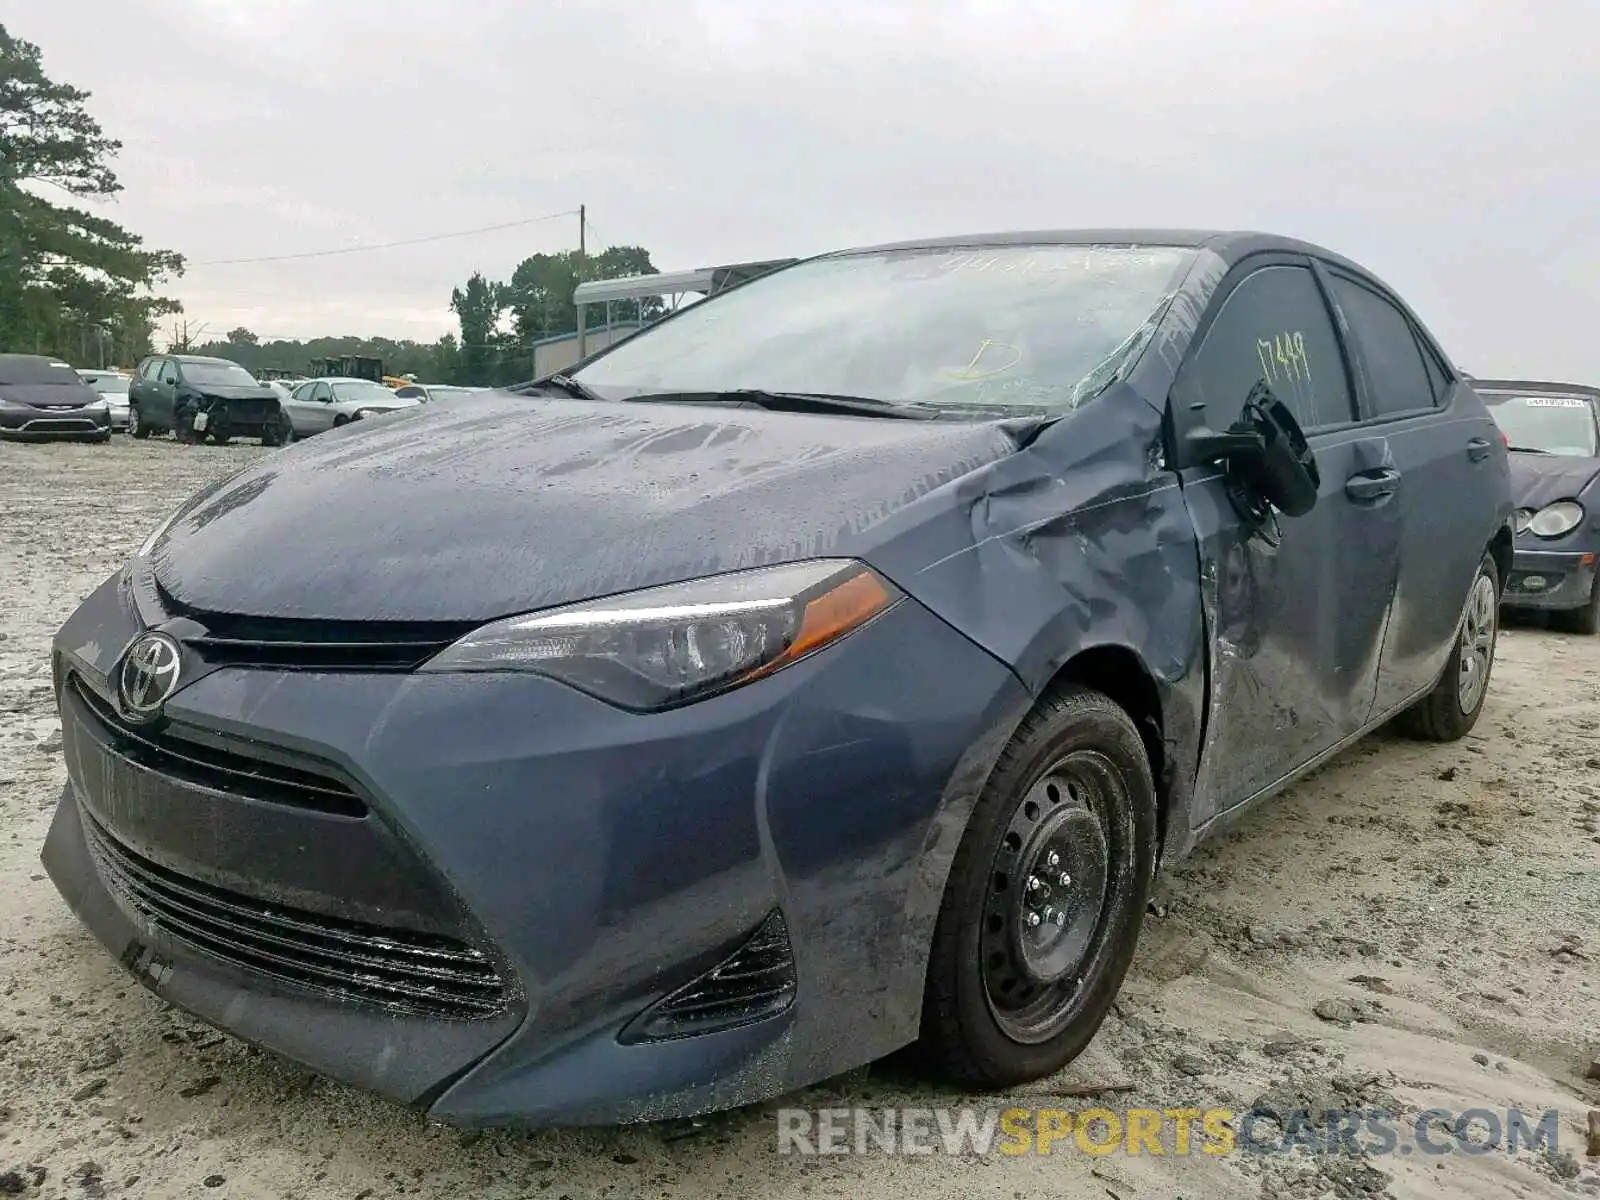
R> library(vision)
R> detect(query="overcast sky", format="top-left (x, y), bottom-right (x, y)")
top-left (12, 0), bottom-right (1598, 377)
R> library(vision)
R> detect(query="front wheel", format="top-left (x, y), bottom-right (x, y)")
top-left (1398, 552), bottom-right (1500, 741)
top-left (920, 685), bottom-right (1157, 1087)
top-left (262, 411), bottom-right (293, 446)
top-left (174, 410), bottom-right (201, 444)
top-left (1550, 571), bottom-right (1600, 636)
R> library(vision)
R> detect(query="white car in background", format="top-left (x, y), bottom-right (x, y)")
top-left (76, 369), bottom-right (132, 430)
top-left (276, 376), bottom-right (419, 439)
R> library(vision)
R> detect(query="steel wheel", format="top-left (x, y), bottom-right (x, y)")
top-left (980, 752), bottom-right (1122, 1043)
top-left (1457, 570), bottom-right (1497, 713)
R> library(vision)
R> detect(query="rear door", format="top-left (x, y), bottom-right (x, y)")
top-left (1322, 269), bottom-right (1504, 713)
top-left (1170, 257), bottom-right (1403, 825)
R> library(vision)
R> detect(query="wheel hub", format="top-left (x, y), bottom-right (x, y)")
top-left (980, 765), bottom-right (1112, 1037)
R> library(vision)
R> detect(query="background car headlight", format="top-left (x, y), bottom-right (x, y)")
top-left (419, 559), bottom-right (901, 709)
top-left (1527, 500), bottom-right (1583, 538)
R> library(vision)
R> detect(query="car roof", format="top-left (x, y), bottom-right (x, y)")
top-left (1470, 378), bottom-right (1600, 400)
top-left (306, 376), bottom-right (389, 384)
top-left (822, 228), bottom-right (1373, 273)
top-left (166, 355), bottom-right (244, 365)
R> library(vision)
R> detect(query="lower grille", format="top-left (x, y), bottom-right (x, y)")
top-left (70, 676), bottom-right (366, 818)
top-left (21, 418), bottom-right (97, 432)
top-left (623, 911), bottom-right (797, 1042)
top-left (82, 810), bottom-right (506, 1019)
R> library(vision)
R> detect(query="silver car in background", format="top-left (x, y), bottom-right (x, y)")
top-left (277, 376), bottom-right (420, 439)
top-left (76, 369), bottom-right (132, 430)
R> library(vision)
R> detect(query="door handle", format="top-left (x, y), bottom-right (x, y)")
top-left (1466, 437), bottom-right (1493, 462)
top-left (1345, 468), bottom-right (1401, 502)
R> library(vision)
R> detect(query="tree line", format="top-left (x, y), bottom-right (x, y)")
top-left (2, 22), bottom-right (664, 388)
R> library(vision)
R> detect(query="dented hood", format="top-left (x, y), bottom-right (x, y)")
top-left (1509, 452), bottom-right (1600, 509)
top-left (150, 397), bottom-right (1023, 622)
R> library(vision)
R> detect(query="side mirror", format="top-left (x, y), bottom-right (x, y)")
top-left (1185, 382), bottom-right (1319, 518)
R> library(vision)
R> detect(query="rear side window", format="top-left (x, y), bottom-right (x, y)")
top-left (1182, 264), bottom-right (1354, 431)
top-left (1328, 277), bottom-right (1436, 417)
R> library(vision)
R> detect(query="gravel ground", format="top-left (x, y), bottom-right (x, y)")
top-left (1, 437), bottom-right (1597, 1200)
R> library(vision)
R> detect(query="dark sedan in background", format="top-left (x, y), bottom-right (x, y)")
top-left (44, 230), bottom-right (1510, 1128)
top-left (127, 355), bottom-right (287, 445)
top-left (1477, 378), bottom-right (1600, 633)
top-left (0, 355), bottom-right (111, 442)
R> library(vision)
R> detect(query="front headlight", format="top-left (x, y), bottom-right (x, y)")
top-left (1527, 500), bottom-right (1584, 538)
top-left (419, 559), bottom-right (900, 710)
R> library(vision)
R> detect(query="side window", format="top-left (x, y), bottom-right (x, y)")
top-left (135, 359), bottom-right (154, 380)
top-left (1183, 265), bottom-right (1354, 432)
top-left (313, 383), bottom-right (332, 403)
top-left (1327, 277), bottom-right (1436, 417)
top-left (158, 361), bottom-right (180, 386)
top-left (1420, 340), bottom-right (1450, 403)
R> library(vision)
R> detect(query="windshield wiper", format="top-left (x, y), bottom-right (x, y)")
top-left (535, 374), bottom-right (608, 403)
top-left (620, 389), bottom-right (940, 420)
top-left (1507, 445), bottom-right (1552, 454)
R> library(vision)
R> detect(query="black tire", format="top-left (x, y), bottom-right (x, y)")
top-left (1549, 571), bottom-right (1600, 636)
top-left (264, 410), bottom-right (294, 446)
top-left (920, 685), bottom-right (1157, 1088)
top-left (332, 414), bottom-right (349, 428)
top-left (127, 406), bottom-right (150, 439)
top-left (174, 410), bottom-right (201, 444)
top-left (1398, 552), bottom-right (1500, 742)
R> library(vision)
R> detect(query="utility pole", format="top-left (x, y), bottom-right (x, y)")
top-left (575, 205), bottom-right (587, 358)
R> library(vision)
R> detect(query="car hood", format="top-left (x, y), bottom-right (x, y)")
top-left (331, 396), bottom-right (418, 414)
top-left (0, 383), bottom-right (99, 408)
top-left (1509, 453), bottom-right (1600, 509)
top-left (150, 398), bottom-right (1024, 622)
top-left (192, 383), bottom-right (277, 400)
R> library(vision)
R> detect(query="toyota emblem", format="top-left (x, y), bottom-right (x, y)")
top-left (116, 632), bottom-right (183, 723)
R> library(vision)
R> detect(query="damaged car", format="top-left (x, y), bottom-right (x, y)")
top-left (1475, 378), bottom-right (1600, 633)
top-left (127, 355), bottom-right (287, 445)
top-left (44, 230), bottom-right (1511, 1128)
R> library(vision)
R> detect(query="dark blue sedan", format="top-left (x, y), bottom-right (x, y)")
top-left (43, 230), bottom-right (1512, 1127)
top-left (1475, 379), bottom-right (1600, 633)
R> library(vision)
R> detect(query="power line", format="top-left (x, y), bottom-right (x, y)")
top-left (188, 209), bottom-right (580, 267)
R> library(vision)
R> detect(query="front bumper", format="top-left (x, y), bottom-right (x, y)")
top-left (0, 405), bottom-right (111, 439)
top-left (107, 405), bottom-right (130, 430)
top-left (43, 569), bottom-right (1025, 1126)
top-left (1501, 546), bottom-right (1597, 611)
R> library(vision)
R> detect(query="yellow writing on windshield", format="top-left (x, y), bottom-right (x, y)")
top-left (942, 339), bottom-right (1022, 381)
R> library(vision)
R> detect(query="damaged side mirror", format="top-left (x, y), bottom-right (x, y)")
top-left (1186, 381), bottom-right (1319, 519)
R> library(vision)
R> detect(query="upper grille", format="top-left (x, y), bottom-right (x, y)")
top-left (70, 676), bottom-right (366, 818)
top-left (623, 911), bottom-right (797, 1042)
top-left (152, 581), bottom-right (473, 672)
top-left (83, 810), bottom-right (506, 1019)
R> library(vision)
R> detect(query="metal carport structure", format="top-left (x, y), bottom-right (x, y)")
top-left (572, 259), bottom-right (797, 359)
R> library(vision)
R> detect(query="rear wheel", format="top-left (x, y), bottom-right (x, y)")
top-left (920, 685), bottom-right (1157, 1087)
top-left (1551, 571), bottom-right (1600, 636)
top-left (127, 405), bottom-right (150, 439)
top-left (1398, 552), bottom-right (1499, 741)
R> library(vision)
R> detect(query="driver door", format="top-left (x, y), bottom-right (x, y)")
top-left (153, 360), bottom-right (181, 427)
top-left (1170, 257), bottom-right (1403, 826)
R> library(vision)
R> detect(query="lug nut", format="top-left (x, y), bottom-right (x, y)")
top-left (1027, 875), bottom-right (1043, 893)
top-left (1042, 907), bottom-right (1056, 923)
top-left (1026, 912), bottom-right (1042, 928)
top-left (1058, 872), bottom-right (1071, 887)
top-left (1054, 910), bottom-right (1067, 927)
top-left (1046, 851), bottom-right (1061, 868)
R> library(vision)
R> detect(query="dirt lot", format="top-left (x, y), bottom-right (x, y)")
top-left (1, 437), bottom-right (1597, 1200)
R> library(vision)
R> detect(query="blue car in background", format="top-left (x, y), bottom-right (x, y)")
top-left (1475, 380), bottom-right (1600, 634)
top-left (44, 230), bottom-right (1511, 1127)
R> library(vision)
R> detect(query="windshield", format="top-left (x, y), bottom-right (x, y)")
top-left (183, 361), bottom-right (258, 387)
top-left (83, 374), bottom-right (130, 394)
top-left (331, 381), bottom-right (398, 402)
top-left (1482, 391), bottom-right (1598, 456)
top-left (571, 244), bottom-right (1196, 413)
top-left (425, 387), bottom-right (476, 401)
top-left (0, 356), bottom-right (82, 386)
